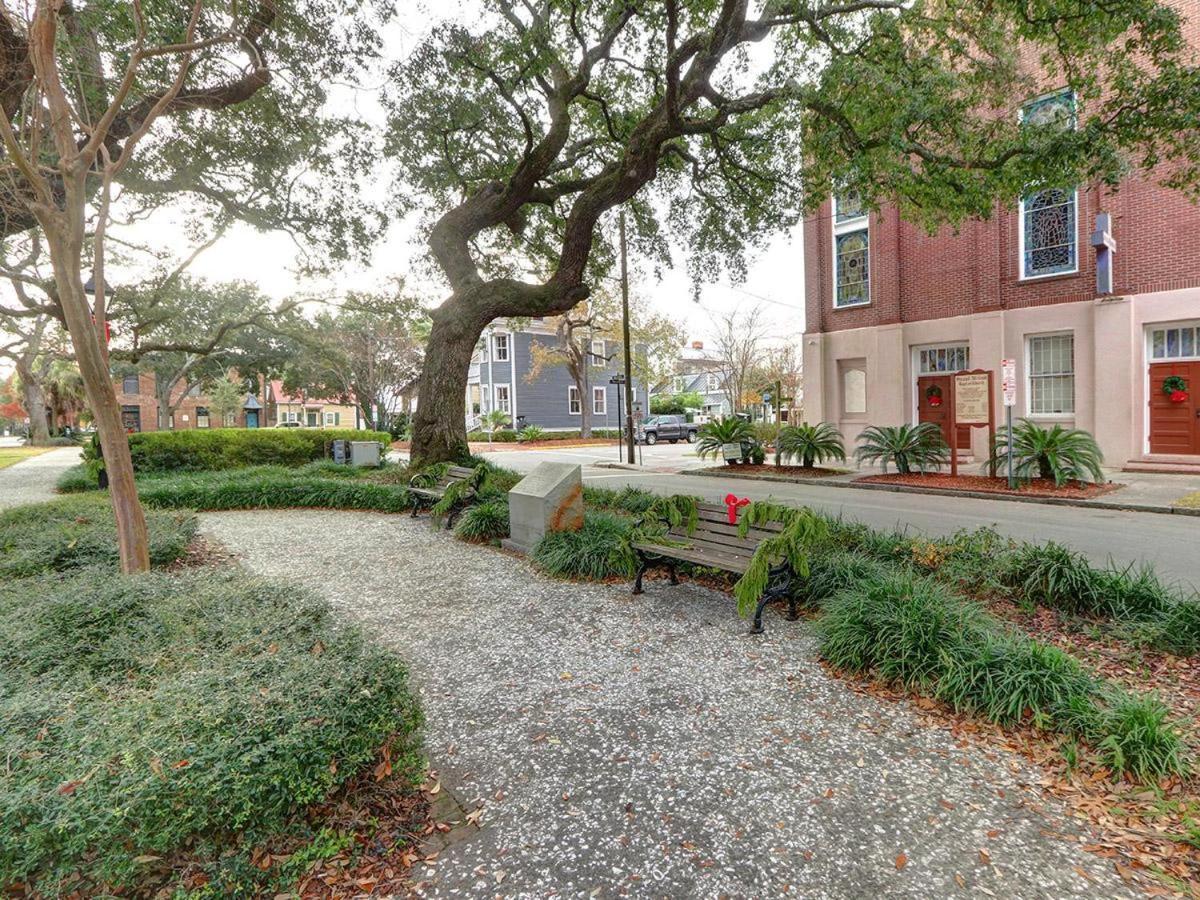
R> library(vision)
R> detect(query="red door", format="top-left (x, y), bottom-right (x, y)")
top-left (917, 375), bottom-right (971, 450)
top-left (1149, 362), bottom-right (1200, 455)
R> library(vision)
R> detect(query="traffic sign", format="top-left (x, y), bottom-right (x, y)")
top-left (1001, 358), bottom-right (1017, 407)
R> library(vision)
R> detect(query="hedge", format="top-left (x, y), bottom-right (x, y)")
top-left (0, 570), bottom-right (423, 894)
top-left (469, 428), bottom-right (621, 443)
top-left (100, 428), bottom-right (391, 474)
top-left (134, 466), bottom-right (415, 513)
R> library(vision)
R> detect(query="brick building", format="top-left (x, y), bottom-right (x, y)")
top-left (802, 15), bottom-right (1200, 470)
top-left (113, 372), bottom-right (265, 432)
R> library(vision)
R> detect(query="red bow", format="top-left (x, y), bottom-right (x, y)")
top-left (724, 493), bottom-right (750, 524)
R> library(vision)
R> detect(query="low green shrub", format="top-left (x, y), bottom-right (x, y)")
top-left (818, 571), bottom-right (990, 688)
top-left (532, 510), bottom-right (637, 580)
top-left (454, 496), bottom-right (510, 543)
top-left (937, 637), bottom-right (1096, 727)
top-left (583, 484), bottom-right (660, 515)
top-left (114, 428), bottom-right (390, 474)
top-left (0, 570), bottom-right (423, 894)
top-left (987, 420), bottom-right (1106, 486)
top-left (1087, 694), bottom-right (1188, 782)
top-left (797, 550), bottom-right (891, 607)
top-left (999, 542), bottom-right (1108, 615)
top-left (469, 428), bottom-right (621, 442)
top-left (0, 495), bottom-right (196, 578)
top-left (516, 424), bottom-right (546, 443)
top-left (54, 463), bottom-right (101, 493)
top-left (1130, 599), bottom-right (1200, 656)
top-left (136, 467), bottom-right (413, 513)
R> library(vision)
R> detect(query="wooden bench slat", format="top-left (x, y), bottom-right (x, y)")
top-left (678, 520), bottom-right (784, 544)
top-left (666, 526), bottom-right (766, 555)
top-left (694, 507), bottom-right (785, 533)
top-left (662, 534), bottom-right (762, 563)
top-left (632, 541), bottom-right (752, 574)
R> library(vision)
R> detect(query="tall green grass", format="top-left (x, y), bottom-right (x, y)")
top-left (531, 510), bottom-right (637, 580)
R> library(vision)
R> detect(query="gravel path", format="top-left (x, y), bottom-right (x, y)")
top-left (0, 447), bottom-right (81, 509)
top-left (201, 509), bottom-right (1136, 899)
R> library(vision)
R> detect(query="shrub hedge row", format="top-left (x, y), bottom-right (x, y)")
top-left (135, 466), bottom-right (414, 513)
top-left (99, 428), bottom-right (391, 474)
top-left (469, 428), bottom-right (621, 443)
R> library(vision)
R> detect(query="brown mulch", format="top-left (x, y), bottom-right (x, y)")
top-left (856, 473), bottom-right (1122, 499)
top-left (165, 534), bottom-right (238, 571)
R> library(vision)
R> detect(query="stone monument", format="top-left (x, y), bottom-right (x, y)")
top-left (503, 462), bottom-right (584, 553)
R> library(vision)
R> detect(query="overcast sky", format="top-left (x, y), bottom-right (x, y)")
top-left (2, 1), bottom-right (808, 379)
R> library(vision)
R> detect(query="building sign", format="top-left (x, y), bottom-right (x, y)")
top-left (954, 372), bottom-right (991, 425)
top-left (1001, 358), bottom-right (1017, 408)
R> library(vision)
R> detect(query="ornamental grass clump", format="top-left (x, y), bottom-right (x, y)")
top-left (817, 571), bottom-right (990, 688)
top-left (0, 570), bottom-right (423, 894)
top-left (136, 467), bottom-right (413, 513)
top-left (0, 495), bottom-right (196, 578)
top-left (998, 542), bottom-right (1109, 615)
top-left (1088, 694), bottom-right (1189, 782)
top-left (583, 485), bottom-right (660, 515)
top-left (531, 510), bottom-right (638, 580)
top-left (792, 550), bottom-right (890, 609)
top-left (454, 496), bottom-right (510, 543)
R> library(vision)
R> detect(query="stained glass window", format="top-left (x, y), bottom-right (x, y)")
top-left (1022, 188), bottom-right (1076, 277)
top-left (1150, 325), bottom-right (1200, 360)
top-left (835, 191), bottom-right (865, 223)
top-left (1021, 90), bottom-right (1076, 130)
top-left (1029, 334), bottom-right (1074, 415)
top-left (918, 346), bottom-right (970, 374)
top-left (835, 230), bottom-right (869, 307)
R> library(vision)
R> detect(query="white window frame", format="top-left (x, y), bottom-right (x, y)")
top-left (1026, 332), bottom-right (1075, 418)
top-left (568, 385), bottom-right (581, 415)
top-left (1148, 321), bottom-right (1200, 363)
top-left (592, 386), bottom-right (606, 415)
top-left (832, 195), bottom-right (870, 309)
top-left (493, 384), bottom-right (511, 414)
top-left (706, 372), bottom-right (721, 393)
top-left (590, 339), bottom-right (606, 367)
top-left (323, 411), bottom-right (340, 427)
top-left (492, 333), bottom-right (510, 362)
top-left (196, 407), bottom-right (210, 429)
top-left (121, 374), bottom-right (140, 394)
top-left (1018, 189), bottom-right (1079, 281)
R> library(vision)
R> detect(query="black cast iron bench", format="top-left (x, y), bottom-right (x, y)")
top-left (631, 501), bottom-right (797, 634)
top-left (408, 464), bottom-right (479, 528)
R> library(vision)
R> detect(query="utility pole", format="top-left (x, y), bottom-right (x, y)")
top-left (619, 210), bottom-right (635, 465)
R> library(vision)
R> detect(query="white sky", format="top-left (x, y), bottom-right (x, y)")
top-left (2, 1), bottom-right (807, 379)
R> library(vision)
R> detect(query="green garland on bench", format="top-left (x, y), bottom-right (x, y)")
top-left (732, 501), bottom-right (830, 616)
top-left (429, 464), bottom-right (489, 523)
top-left (629, 494), bottom-right (700, 546)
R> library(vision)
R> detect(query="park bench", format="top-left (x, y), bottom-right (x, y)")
top-left (631, 501), bottom-right (798, 634)
top-left (408, 464), bottom-right (480, 528)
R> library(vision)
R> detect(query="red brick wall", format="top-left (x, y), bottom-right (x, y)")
top-left (113, 372), bottom-right (247, 432)
top-left (806, 4), bottom-right (1200, 334)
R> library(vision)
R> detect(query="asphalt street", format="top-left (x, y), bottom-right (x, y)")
top-left (481, 443), bottom-right (1200, 588)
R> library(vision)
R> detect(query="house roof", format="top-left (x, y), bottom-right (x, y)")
top-left (268, 379), bottom-right (349, 407)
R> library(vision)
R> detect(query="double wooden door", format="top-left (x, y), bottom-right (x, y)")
top-left (1149, 362), bottom-right (1200, 455)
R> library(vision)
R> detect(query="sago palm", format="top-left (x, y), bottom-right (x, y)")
top-left (987, 420), bottom-right (1105, 486)
top-left (695, 417), bottom-right (757, 462)
top-left (854, 423), bottom-right (949, 474)
top-left (777, 422), bottom-right (846, 468)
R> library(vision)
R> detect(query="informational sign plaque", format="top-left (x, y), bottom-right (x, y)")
top-left (954, 372), bottom-right (991, 425)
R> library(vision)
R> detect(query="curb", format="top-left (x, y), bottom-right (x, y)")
top-left (677, 468), bottom-right (1200, 518)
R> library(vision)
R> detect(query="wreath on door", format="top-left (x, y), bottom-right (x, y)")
top-left (1162, 375), bottom-right (1189, 403)
top-left (925, 384), bottom-right (944, 407)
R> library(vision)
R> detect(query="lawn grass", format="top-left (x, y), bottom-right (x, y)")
top-left (1173, 490), bottom-right (1200, 509)
top-left (0, 446), bottom-right (52, 469)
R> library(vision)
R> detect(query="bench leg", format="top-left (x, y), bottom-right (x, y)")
top-left (445, 505), bottom-right (460, 530)
top-left (632, 553), bottom-right (650, 595)
top-left (667, 563), bottom-right (679, 585)
top-left (750, 594), bottom-right (771, 634)
top-left (410, 502), bottom-right (420, 518)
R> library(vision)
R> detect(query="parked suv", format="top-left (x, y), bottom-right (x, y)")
top-left (637, 414), bottom-right (697, 445)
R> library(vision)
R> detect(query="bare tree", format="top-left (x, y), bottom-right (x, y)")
top-left (710, 306), bottom-right (769, 416)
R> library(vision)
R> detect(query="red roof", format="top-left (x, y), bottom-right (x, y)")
top-left (269, 379), bottom-right (350, 406)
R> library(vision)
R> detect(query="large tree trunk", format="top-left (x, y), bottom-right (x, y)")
top-left (16, 363), bottom-right (50, 445)
top-left (43, 213), bottom-right (150, 574)
top-left (410, 303), bottom-right (481, 465)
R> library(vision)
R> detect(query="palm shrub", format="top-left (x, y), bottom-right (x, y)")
top-left (987, 420), bottom-right (1105, 486)
top-left (695, 417), bottom-right (759, 463)
top-left (854, 423), bottom-right (949, 474)
top-left (516, 424), bottom-right (546, 443)
top-left (777, 422), bottom-right (846, 468)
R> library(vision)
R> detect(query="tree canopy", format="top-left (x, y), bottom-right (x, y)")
top-left (393, 0), bottom-right (1200, 462)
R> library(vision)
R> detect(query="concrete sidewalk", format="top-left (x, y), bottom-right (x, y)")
top-left (0, 447), bottom-right (83, 509)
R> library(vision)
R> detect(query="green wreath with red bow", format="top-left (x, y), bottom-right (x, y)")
top-left (1163, 375), bottom-right (1189, 403)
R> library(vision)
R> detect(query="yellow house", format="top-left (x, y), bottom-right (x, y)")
top-left (266, 380), bottom-right (360, 429)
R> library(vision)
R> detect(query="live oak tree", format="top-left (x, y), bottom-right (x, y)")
top-left (390, 0), bottom-right (1200, 464)
top-left (0, 0), bottom-right (388, 571)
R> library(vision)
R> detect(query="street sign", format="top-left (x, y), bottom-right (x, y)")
top-left (1001, 358), bottom-right (1017, 408)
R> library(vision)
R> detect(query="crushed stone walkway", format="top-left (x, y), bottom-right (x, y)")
top-left (0, 447), bottom-right (82, 509)
top-left (201, 509), bottom-right (1137, 899)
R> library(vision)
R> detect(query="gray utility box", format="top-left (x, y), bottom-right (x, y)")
top-left (331, 439), bottom-right (350, 464)
top-left (349, 441), bottom-right (381, 467)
